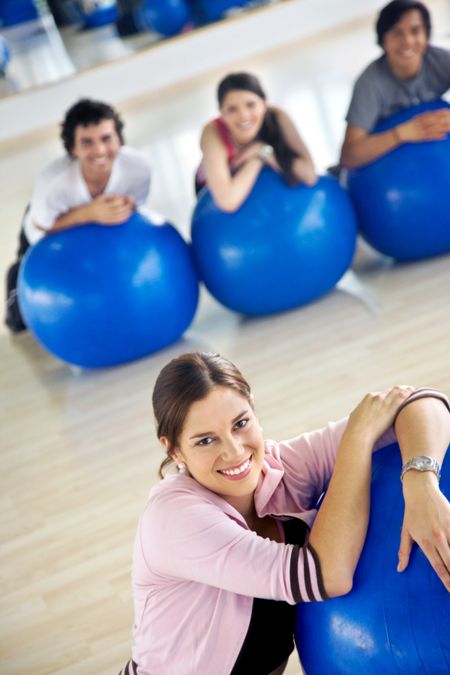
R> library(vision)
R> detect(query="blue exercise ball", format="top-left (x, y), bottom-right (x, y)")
top-left (81, 0), bottom-right (118, 29)
top-left (348, 100), bottom-right (450, 260)
top-left (0, 35), bottom-right (10, 72)
top-left (295, 442), bottom-right (450, 674)
top-left (138, 0), bottom-right (191, 36)
top-left (192, 0), bottom-right (250, 24)
top-left (0, 0), bottom-right (39, 27)
top-left (191, 169), bottom-right (357, 315)
top-left (18, 212), bottom-right (199, 368)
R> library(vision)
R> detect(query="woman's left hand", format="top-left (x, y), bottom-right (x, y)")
top-left (231, 142), bottom-right (279, 172)
top-left (398, 473), bottom-right (450, 591)
top-left (230, 142), bottom-right (264, 170)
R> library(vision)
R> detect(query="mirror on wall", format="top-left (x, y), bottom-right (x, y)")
top-left (0, 0), bottom-right (283, 98)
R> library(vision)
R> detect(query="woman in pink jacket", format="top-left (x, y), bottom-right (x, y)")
top-left (120, 352), bottom-right (450, 675)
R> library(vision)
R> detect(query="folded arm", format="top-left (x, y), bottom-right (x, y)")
top-left (200, 123), bottom-right (264, 212)
top-left (308, 386), bottom-right (416, 597)
top-left (340, 109), bottom-right (450, 170)
top-left (273, 107), bottom-right (317, 186)
top-left (143, 485), bottom-right (326, 604)
top-left (395, 394), bottom-right (450, 590)
top-left (36, 193), bottom-right (135, 233)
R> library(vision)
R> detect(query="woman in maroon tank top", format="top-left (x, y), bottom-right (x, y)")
top-left (195, 72), bottom-right (317, 211)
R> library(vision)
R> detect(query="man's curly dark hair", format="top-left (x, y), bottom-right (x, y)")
top-left (61, 99), bottom-right (125, 154)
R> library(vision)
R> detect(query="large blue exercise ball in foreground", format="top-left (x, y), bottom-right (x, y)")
top-left (348, 100), bottom-right (450, 261)
top-left (296, 442), bottom-right (450, 674)
top-left (191, 169), bottom-right (357, 315)
top-left (18, 212), bottom-right (199, 368)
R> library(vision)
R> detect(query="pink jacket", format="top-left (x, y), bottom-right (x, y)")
top-left (130, 389), bottom-right (448, 675)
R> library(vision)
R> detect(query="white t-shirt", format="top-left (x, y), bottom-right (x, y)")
top-left (24, 145), bottom-right (151, 244)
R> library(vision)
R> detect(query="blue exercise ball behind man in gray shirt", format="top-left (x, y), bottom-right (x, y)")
top-left (340, 0), bottom-right (450, 169)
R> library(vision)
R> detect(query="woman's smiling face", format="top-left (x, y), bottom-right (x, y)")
top-left (169, 386), bottom-right (265, 509)
top-left (220, 89), bottom-right (267, 146)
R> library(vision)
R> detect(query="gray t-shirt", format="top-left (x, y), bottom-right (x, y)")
top-left (345, 45), bottom-right (450, 131)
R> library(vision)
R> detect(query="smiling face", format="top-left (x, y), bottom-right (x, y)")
top-left (71, 119), bottom-right (122, 180)
top-left (382, 9), bottom-right (428, 78)
top-left (169, 386), bottom-right (265, 513)
top-left (220, 89), bottom-right (267, 146)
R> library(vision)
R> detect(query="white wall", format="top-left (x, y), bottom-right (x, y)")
top-left (0, 0), bottom-right (382, 142)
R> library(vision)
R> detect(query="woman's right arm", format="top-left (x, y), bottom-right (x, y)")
top-left (141, 486), bottom-right (324, 605)
top-left (307, 386), bottom-right (415, 597)
top-left (200, 123), bottom-right (265, 212)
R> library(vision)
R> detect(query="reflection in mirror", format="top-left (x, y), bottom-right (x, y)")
top-left (0, 0), bottom-right (282, 98)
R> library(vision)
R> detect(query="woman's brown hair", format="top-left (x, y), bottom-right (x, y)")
top-left (153, 352), bottom-right (253, 478)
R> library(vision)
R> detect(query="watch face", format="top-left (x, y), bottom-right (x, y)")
top-left (413, 457), bottom-right (438, 472)
top-left (402, 456), bottom-right (440, 480)
top-left (418, 457), bottom-right (434, 469)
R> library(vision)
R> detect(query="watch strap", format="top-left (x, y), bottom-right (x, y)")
top-left (400, 455), bottom-right (441, 481)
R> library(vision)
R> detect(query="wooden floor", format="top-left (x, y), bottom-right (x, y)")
top-left (2, 245), bottom-right (450, 674)
top-left (1, 3), bottom-right (450, 674)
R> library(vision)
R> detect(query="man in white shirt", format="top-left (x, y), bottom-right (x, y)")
top-left (6, 98), bottom-right (151, 332)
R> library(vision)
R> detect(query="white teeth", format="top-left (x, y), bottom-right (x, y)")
top-left (219, 457), bottom-right (251, 476)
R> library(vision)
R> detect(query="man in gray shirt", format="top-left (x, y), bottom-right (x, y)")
top-left (340, 0), bottom-right (450, 169)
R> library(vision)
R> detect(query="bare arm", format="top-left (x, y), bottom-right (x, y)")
top-left (233, 108), bottom-right (317, 185)
top-left (396, 396), bottom-right (450, 590)
top-left (274, 107), bottom-right (317, 186)
top-left (200, 122), bottom-right (264, 212)
top-left (308, 386), bottom-right (415, 597)
top-left (36, 194), bottom-right (135, 234)
top-left (341, 109), bottom-right (450, 169)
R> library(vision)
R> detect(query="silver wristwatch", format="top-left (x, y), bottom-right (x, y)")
top-left (258, 144), bottom-right (274, 161)
top-left (400, 455), bottom-right (441, 481)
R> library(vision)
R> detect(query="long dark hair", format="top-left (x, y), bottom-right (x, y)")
top-left (153, 352), bottom-right (253, 478)
top-left (217, 72), bottom-right (300, 186)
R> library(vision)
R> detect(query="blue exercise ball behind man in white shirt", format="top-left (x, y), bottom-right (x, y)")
top-left (5, 98), bottom-right (151, 333)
